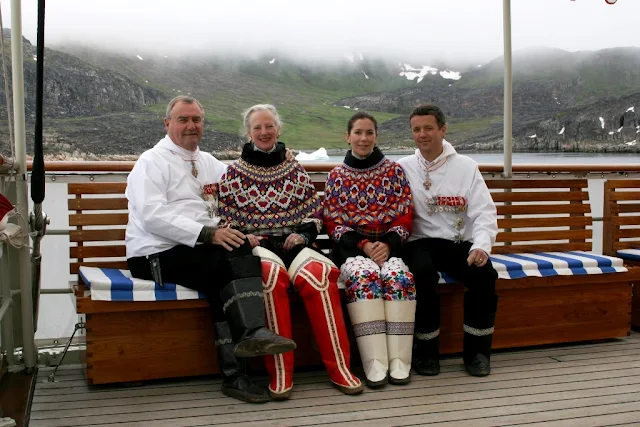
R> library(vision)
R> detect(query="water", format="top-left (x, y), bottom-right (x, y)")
top-left (301, 151), bottom-right (640, 164)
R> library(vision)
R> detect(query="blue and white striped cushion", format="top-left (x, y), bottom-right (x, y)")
top-left (616, 249), bottom-right (640, 262)
top-left (489, 251), bottom-right (627, 279)
top-left (79, 250), bottom-right (626, 302)
top-left (78, 267), bottom-right (206, 302)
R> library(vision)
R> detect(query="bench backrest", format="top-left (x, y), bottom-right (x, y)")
top-left (603, 179), bottom-right (640, 256)
top-left (68, 177), bottom-right (594, 272)
top-left (488, 178), bottom-right (592, 254)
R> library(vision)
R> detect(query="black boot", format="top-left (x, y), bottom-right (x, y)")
top-left (463, 293), bottom-right (498, 377)
top-left (221, 254), bottom-right (296, 358)
top-left (413, 333), bottom-right (441, 376)
top-left (215, 321), bottom-right (270, 403)
top-left (413, 291), bottom-right (440, 376)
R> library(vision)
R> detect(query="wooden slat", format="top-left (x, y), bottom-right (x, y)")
top-left (491, 191), bottom-right (587, 203)
top-left (69, 213), bottom-right (128, 226)
top-left (613, 216), bottom-right (640, 226)
top-left (610, 191), bottom-right (640, 201)
top-left (607, 180), bottom-right (640, 189)
top-left (70, 245), bottom-right (126, 259)
top-left (498, 216), bottom-right (591, 229)
top-left (70, 261), bottom-right (128, 274)
top-left (497, 204), bottom-right (589, 215)
top-left (617, 229), bottom-right (640, 239)
top-left (612, 203), bottom-right (640, 214)
top-left (496, 229), bottom-right (590, 243)
top-left (486, 179), bottom-right (588, 189)
top-left (492, 242), bottom-right (591, 254)
top-left (69, 229), bottom-right (126, 242)
top-left (68, 183), bottom-right (127, 195)
top-left (68, 198), bottom-right (128, 211)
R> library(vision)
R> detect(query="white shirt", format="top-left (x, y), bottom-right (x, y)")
top-left (125, 135), bottom-right (228, 258)
top-left (398, 140), bottom-right (498, 254)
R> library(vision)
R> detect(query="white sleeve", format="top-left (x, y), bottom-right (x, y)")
top-left (127, 157), bottom-right (203, 247)
top-left (466, 166), bottom-right (498, 255)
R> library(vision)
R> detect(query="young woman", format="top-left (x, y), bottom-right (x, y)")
top-left (323, 112), bottom-right (416, 387)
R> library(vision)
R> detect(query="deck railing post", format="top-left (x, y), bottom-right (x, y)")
top-left (11, 0), bottom-right (37, 369)
top-left (503, 0), bottom-right (513, 178)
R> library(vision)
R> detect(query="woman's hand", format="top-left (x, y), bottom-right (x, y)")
top-left (370, 241), bottom-right (390, 266)
top-left (246, 234), bottom-right (262, 248)
top-left (283, 233), bottom-right (305, 251)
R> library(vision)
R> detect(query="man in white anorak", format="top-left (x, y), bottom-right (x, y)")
top-left (398, 104), bottom-right (499, 377)
top-left (125, 95), bottom-right (295, 403)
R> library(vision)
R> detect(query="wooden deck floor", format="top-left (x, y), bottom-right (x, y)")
top-left (29, 332), bottom-right (640, 427)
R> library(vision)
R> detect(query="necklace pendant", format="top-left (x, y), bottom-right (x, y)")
top-left (191, 161), bottom-right (198, 178)
top-left (423, 179), bottom-right (432, 190)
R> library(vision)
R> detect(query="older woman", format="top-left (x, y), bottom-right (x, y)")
top-left (216, 104), bottom-right (363, 400)
top-left (324, 112), bottom-right (416, 387)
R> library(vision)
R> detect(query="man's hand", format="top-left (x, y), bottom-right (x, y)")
top-left (467, 248), bottom-right (489, 267)
top-left (212, 228), bottom-right (246, 251)
top-left (285, 148), bottom-right (296, 162)
top-left (283, 233), bottom-right (305, 251)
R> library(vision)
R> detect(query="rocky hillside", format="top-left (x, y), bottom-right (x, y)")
top-left (0, 38), bottom-right (639, 159)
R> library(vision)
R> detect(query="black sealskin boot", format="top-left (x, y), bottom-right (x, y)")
top-left (413, 333), bottom-right (440, 376)
top-left (413, 292), bottom-right (441, 376)
top-left (463, 293), bottom-right (498, 377)
top-left (215, 321), bottom-right (270, 403)
top-left (221, 252), bottom-right (296, 358)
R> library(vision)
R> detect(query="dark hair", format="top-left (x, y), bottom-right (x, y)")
top-left (347, 112), bottom-right (377, 135)
top-left (409, 104), bottom-right (446, 129)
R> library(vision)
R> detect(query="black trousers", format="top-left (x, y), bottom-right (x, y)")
top-left (128, 242), bottom-right (253, 323)
top-left (402, 238), bottom-right (498, 335)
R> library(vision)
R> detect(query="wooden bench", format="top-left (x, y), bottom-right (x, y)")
top-left (603, 179), bottom-right (640, 329)
top-left (71, 177), bottom-right (636, 385)
top-left (437, 178), bottom-right (635, 353)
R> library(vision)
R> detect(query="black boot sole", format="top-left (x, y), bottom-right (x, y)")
top-left (234, 339), bottom-right (297, 358)
top-left (389, 375), bottom-right (411, 385)
top-left (222, 386), bottom-right (270, 403)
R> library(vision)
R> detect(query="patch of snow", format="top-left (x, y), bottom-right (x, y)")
top-left (529, 134), bottom-right (537, 138)
top-left (354, 107), bottom-right (359, 110)
top-left (617, 126), bottom-right (623, 133)
top-left (559, 127), bottom-right (565, 135)
top-left (625, 140), bottom-right (637, 146)
top-left (399, 64), bottom-right (438, 83)
top-left (145, 80), bottom-right (149, 83)
top-left (609, 131), bottom-right (615, 135)
top-left (362, 71), bottom-right (369, 79)
top-left (599, 117), bottom-right (605, 129)
top-left (343, 106), bottom-right (351, 109)
top-left (358, 53), bottom-right (364, 60)
top-left (344, 53), bottom-right (355, 63)
top-left (269, 58), bottom-right (275, 64)
top-left (136, 55), bottom-right (143, 60)
top-left (439, 70), bottom-right (461, 80)
top-left (477, 64), bottom-right (482, 67)
top-left (626, 106), bottom-right (635, 112)
top-left (33, 55), bottom-right (37, 61)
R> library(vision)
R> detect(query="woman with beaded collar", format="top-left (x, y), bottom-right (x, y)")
top-left (323, 111), bottom-right (416, 388)
top-left (216, 104), bottom-right (363, 400)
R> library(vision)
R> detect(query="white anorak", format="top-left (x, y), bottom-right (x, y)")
top-left (125, 135), bottom-right (227, 258)
top-left (398, 140), bottom-right (497, 255)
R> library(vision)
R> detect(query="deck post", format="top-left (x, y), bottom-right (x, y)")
top-left (11, 0), bottom-right (37, 369)
top-left (502, 0), bottom-right (513, 178)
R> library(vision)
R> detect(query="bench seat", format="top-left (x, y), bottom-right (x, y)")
top-left (80, 251), bottom-right (627, 302)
